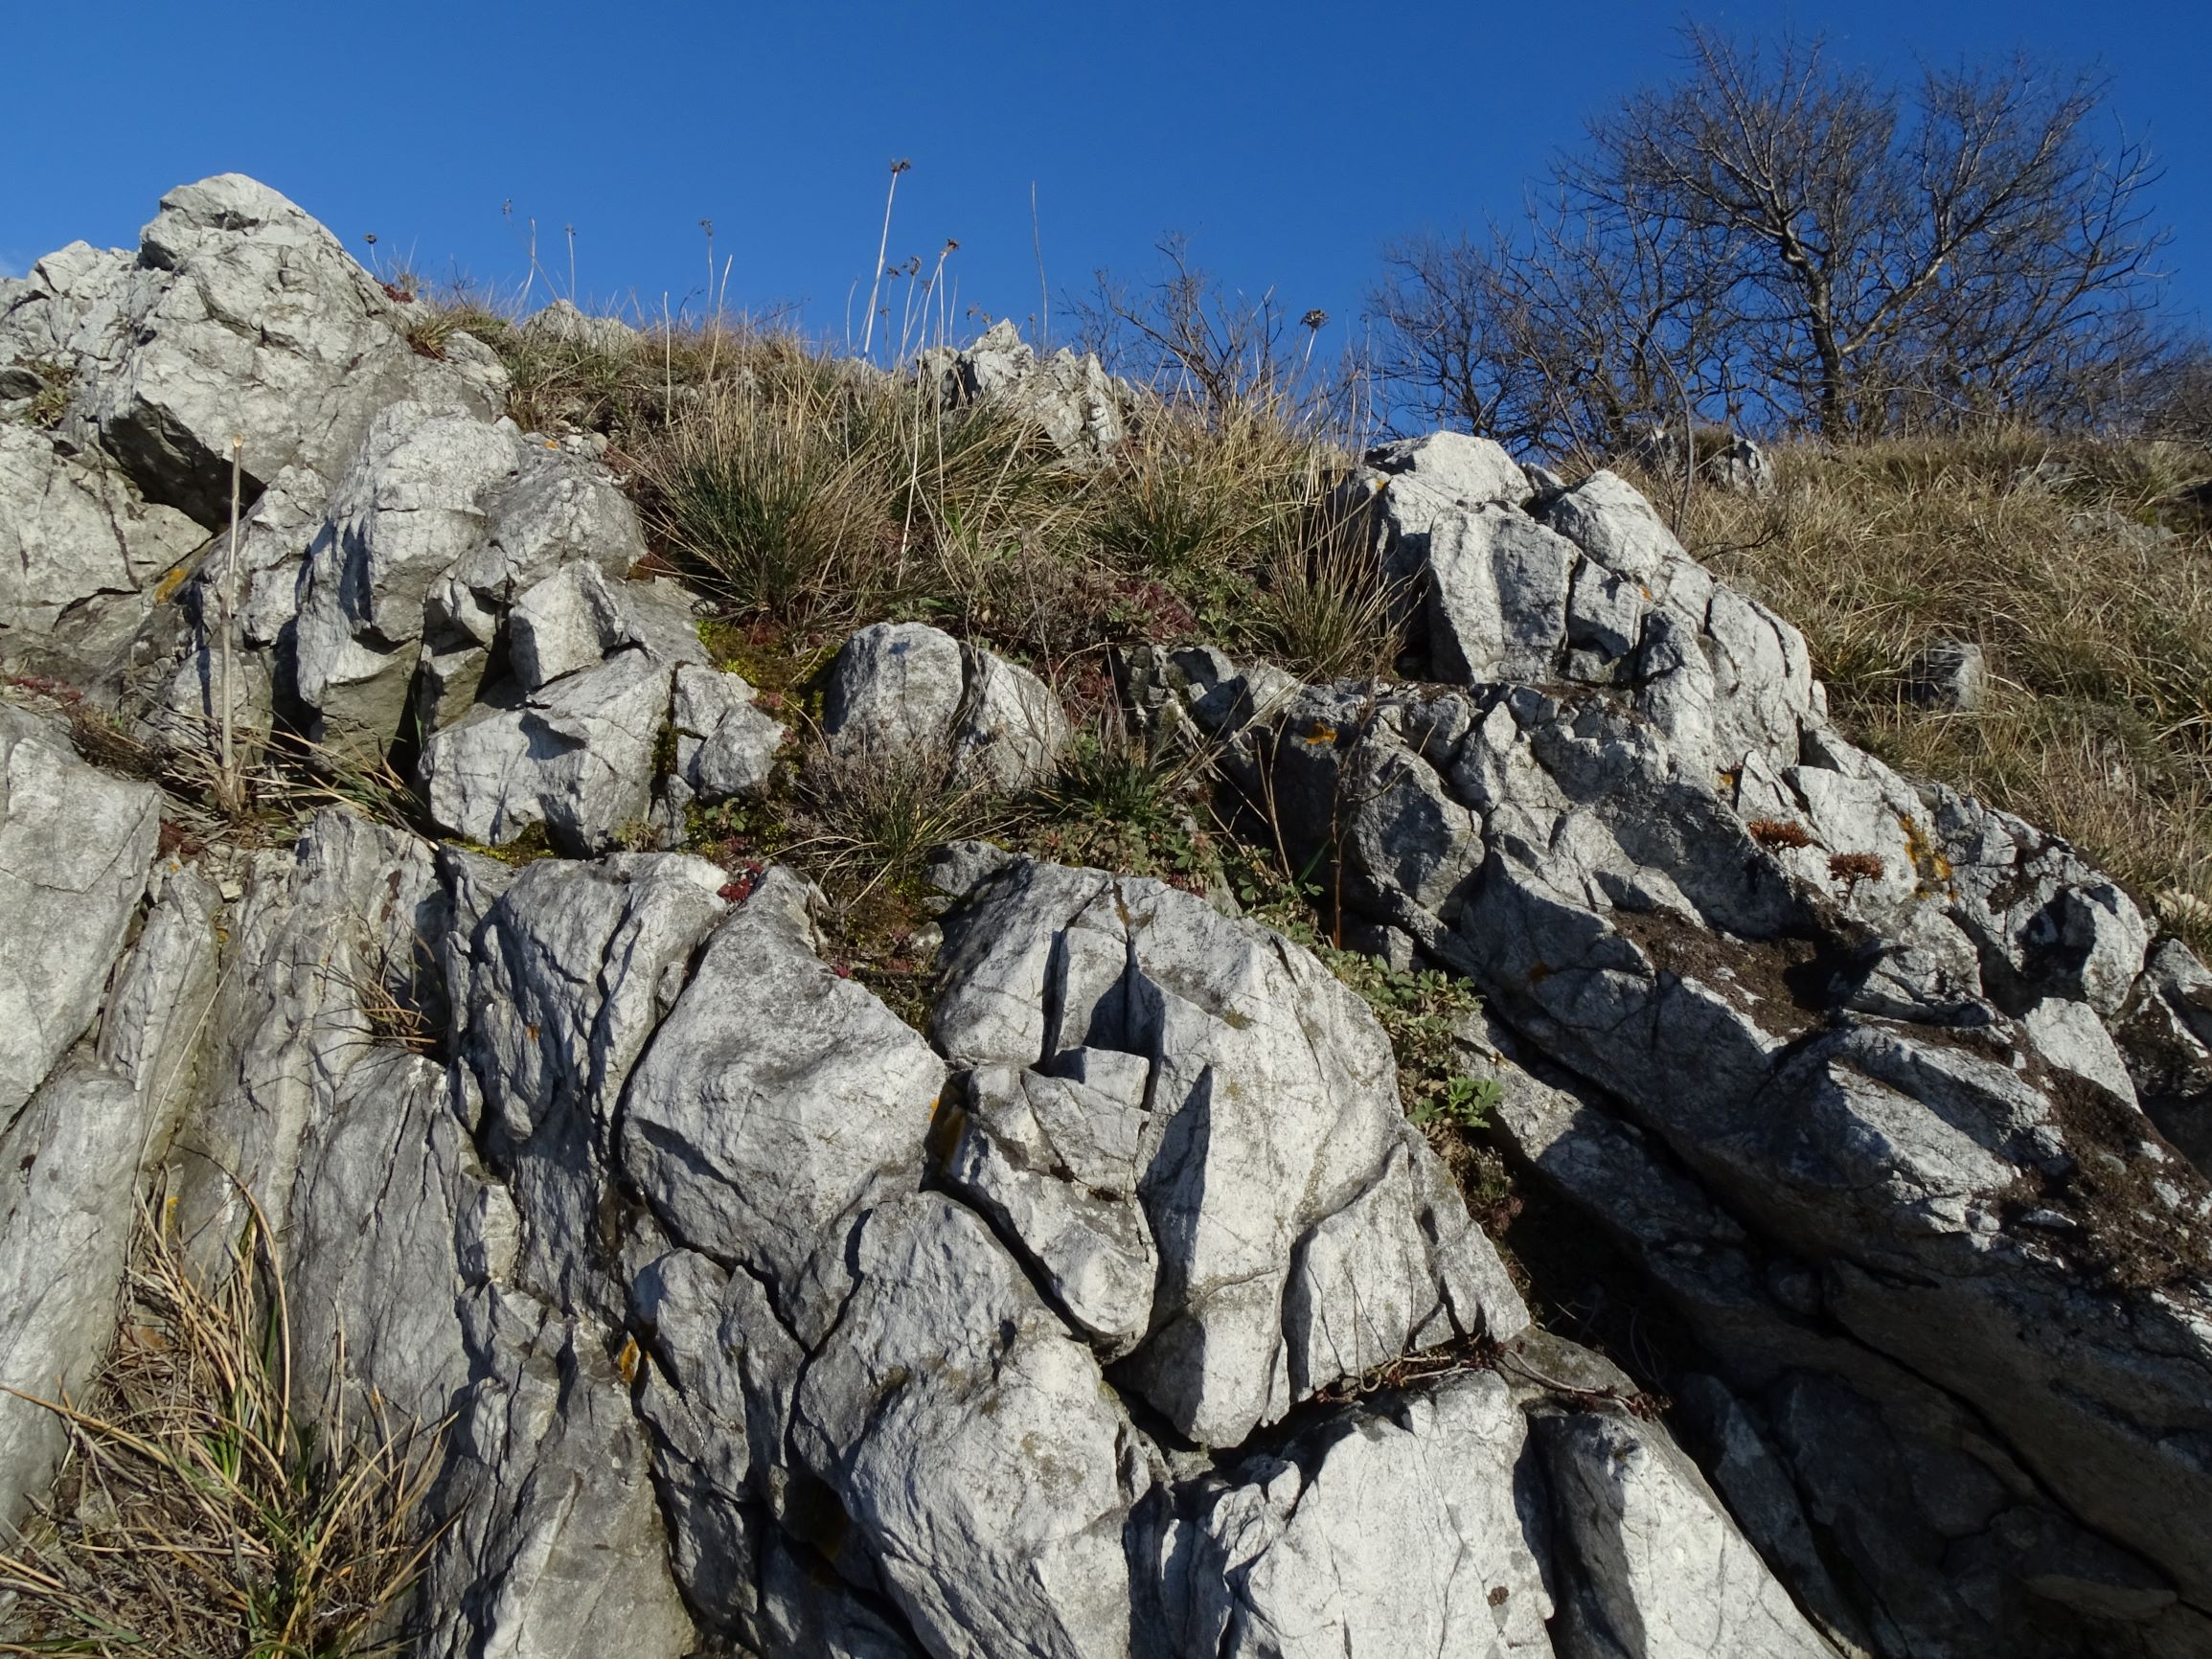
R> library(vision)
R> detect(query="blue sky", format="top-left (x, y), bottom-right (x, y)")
top-left (4, 0), bottom-right (2207, 360)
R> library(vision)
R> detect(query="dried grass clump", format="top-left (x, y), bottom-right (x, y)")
top-left (1243, 488), bottom-right (1408, 683)
top-left (0, 1198), bottom-right (447, 1659)
top-left (1673, 429), bottom-right (2212, 949)
top-left (624, 340), bottom-right (1079, 634)
top-left (452, 296), bottom-right (1385, 685)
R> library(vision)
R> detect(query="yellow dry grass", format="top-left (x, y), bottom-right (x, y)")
top-left (1671, 431), bottom-right (2212, 948)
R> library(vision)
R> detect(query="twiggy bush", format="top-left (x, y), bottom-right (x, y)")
top-left (0, 1197), bottom-right (447, 1658)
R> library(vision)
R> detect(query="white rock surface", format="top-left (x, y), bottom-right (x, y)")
top-left (0, 705), bottom-right (161, 1116)
top-left (621, 867), bottom-right (946, 1290)
top-left (823, 621), bottom-right (1069, 791)
top-left (792, 1193), bottom-right (1149, 1659)
top-left (934, 858), bottom-right (1526, 1444)
top-left (1162, 1373), bottom-right (1555, 1659)
top-left (671, 661), bottom-right (786, 801)
top-left (1540, 1409), bottom-right (1842, 1659)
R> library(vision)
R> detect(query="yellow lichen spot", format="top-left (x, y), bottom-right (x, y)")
top-left (1898, 812), bottom-right (1954, 893)
top-left (152, 560), bottom-right (196, 604)
top-left (617, 1335), bottom-right (641, 1386)
top-left (1301, 722), bottom-right (1338, 746)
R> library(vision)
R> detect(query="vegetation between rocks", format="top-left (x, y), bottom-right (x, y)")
top-left (0, 1196), bottom-right (446, 1659)
top-left (1675, 431), bottom-right (2212, 952)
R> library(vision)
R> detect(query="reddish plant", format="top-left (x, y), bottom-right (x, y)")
top-left (1746, 818), bottom-right (1814, 850)
top-left (717, 861), bottom-right (765, 905)
top-left (1829, 851), bottom-right (1886, 884)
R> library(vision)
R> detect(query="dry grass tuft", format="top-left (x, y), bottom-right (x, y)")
top-left (0, 1196), bottom-right (447, 1659)
top-left (1673, 430), bottom-right (2212, 949)
top-left (1243, 489), bottom-right (1409, 682)
top-left (787, 738), bottom-right (1012, 906)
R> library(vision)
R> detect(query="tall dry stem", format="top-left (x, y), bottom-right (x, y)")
top-left (219, 435), bottom-right (243, 810)
top-left (859, 158), bottom-right (911, 361)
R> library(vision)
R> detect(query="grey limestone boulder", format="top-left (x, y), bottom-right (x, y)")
top-left (292, 402), bottom-right (525, 755)
top-left (520, 297), bottom-right (642, 358)
top-left (943, 1060), bottom-right (1160, 1357)
top-left (1156, 1372), bottom-right (1554, 1659)
top-left (0, 858), bottom-right (216, 1529)
top-left (2116, 939), bottom-right (2212, 1174)
top-left (0, 1058), bottom-right (146, 1528)
top-left (417, 1282), bottom-right (698, 1659)
top-left (823, 620), bottom-right (967, 761)
top-left (160, 808), bottom-right (449, 1257)
top-left (1931, 784), bottom-right (2149, 1017)
top-left (823, 620), bottom-right (1069, 792)
top-left (418, 584), bottom-right (707, 854)
top-left (0, 424), bottom-right (204, 682)
top-left (921, 319), bottom-right (1127, 464)
top-left (1539, 1408), bottom-right (1841, 1659)
top-left (1905, 636), bottom-right (1988, 711)
top-left (12, 173), bottom-right (505, 528)
top-left (282, 1047), bottom-right (484, 1429)
top-left (461, 852), bottom-right (730, 1314)
top-left (671, 661), bottom-right (786, 802)
top-left (1423, 504), bottom-right (1576, 683)
top-left (507, 557), bottom-right (645, 690)
top-left (1627, 421), bottom-right (1779, 498)
top-left (620, 866), bottom-right (947, 1293)
top-left (791, 1192), bottom-right (1151, 1659)
top-left (1363, 430), bottom-right (1531, 529)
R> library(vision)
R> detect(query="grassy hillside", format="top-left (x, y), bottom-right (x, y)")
top-left (430, 305), bottom-right (2212, 961)
top-left (1673, 436), bottom-right (2212, 952)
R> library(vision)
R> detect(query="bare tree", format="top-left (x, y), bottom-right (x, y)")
top-left (1374, 24), bottom-right (2173, 447)
top-left (1070, 236), bottom-right (1374, 432)
top-left (1070, 235), bottom-right (1291, 412)
top-left (2147, 341), bottom-right (2212, 446)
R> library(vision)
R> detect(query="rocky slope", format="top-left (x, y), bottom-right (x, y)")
top-left (1, 175), bottom-right (2208, 1659)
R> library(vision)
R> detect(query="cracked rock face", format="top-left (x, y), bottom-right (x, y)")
top-left (917, 318), bottom-right (1128, 464)
top-left (0, 706), bottom-right (163, 1118)
top-left (1156, 1372), bottom-right (1556, 1659)
top-left (932, 858), bottom-right (1528, 1445)
top-left (1211, 461), bottom-right (2212, 1659)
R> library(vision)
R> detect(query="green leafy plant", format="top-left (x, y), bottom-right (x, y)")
top-left (1411, 1074), bottom-right (1504, 1131)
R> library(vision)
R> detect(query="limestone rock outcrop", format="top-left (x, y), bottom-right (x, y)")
top-left (3, 174), bottom-right (2207, 1659)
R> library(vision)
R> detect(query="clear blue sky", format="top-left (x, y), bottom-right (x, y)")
top-left (4, 0), bottom-right (2207, 359)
